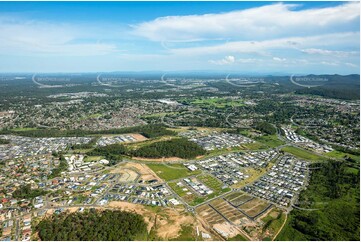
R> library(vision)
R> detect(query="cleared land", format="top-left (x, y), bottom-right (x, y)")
top-left (225, 192), bottom-right (253, 207)
top-left (107, 201), bottom-right (198, 240)
top-left (147, 163), bottom-right (201, 181)
top-left (210, 199), bottom-right (246, 225)
top-left (281, 146), bottom-right (326, 161)
top-left (238, 198), bottom-right (271, 218)
top-left (84, 155), bottom-right (104, 162)
top-left (255, 135), bottom-right (285, 148)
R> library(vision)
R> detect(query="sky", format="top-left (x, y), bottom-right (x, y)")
top-left (0, 1), bottom-right (359, 74)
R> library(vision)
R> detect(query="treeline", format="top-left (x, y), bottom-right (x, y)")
top-left (132, 138), bottom-right (206, 159)
top-left (277, 160), bottom-right (360, 241)
top-left (12, 184), bottom-right (47, 199)
top-left (89, 138), bottom-right (206, 159)
top-left (0, 124), bottom-right (175, 138)
top-left (36, 210), bottom-right (148, 241)
top-left (253, 121), bottom-right (276, 135)
top-left (88, 143), bottom-right (126, 165)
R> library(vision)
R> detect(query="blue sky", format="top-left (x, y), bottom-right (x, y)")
top-left (0, 1), bottom-right (359, 74)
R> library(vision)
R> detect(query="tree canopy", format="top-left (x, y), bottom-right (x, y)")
top-left (36, 210), bottom-right (148, 241)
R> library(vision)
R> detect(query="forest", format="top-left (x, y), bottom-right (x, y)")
top-left (277, 160), bottom-right (360, 241)
top-left (253, 121), bottom-right (276, 135)
top-left (88, 138), bottom-right (206, 159)
top-left (296, 86), bottom-right (360, 100)
top-left (131, 138), bottom-right (206, 159)
top-left (36, 210), bottom-right (148, 241)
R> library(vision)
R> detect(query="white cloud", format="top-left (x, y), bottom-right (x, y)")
top-left (321, 61), bottom-right (339, 66)
top-left (273, 57), bottom-right (287, 62)
top-left (301, 48), bottom-right (359, 57)
top-left (133, 2), bottom-right (359, 42)
top-left (0, 15), bottom-right (119, 56)
top-left (209, 55), bottom-right (235, 65)
top-left (168, 32), bottom-right (359, 56)
top-left (345, 62), bottom-right (358, 68)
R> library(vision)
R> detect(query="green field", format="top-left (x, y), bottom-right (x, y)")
top-left (242, 142), bottom-right (268, 150)
top-left (11, 127), bottom-right (38, 131)
top-left (255, 135), bottom-right (285, 148)
top-left (84, 156), bottom-right (104, 162)
top-left (168, 174), bottom-right (230, 206)
top-left (189, 175), bottom-right (231, 206)
top-left (228, 234), bottom-right (248, 241)
top-left (197, 174), bottom-right (225, 194)
top-left (281, 146), bottom-right (326, 162)
top-left (324, 150), bottom-right (360, 162)
top-left (147, 163), bottom-right (201, 181)
top-left (168, 182), bottom-right (188, 197)
top-left (183, 97), bottom-right (244, 109)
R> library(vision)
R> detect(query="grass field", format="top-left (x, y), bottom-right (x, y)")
top-left (228, 234), bottom-right (248, 241)
top-left (147, 163), bottom-right (201, 181)
top-left (168, 182), bottom-right (197, 204)
top-left (84, 155), bottom-right (104, 162)
top-left (324, 150), bottom-right (360, 162)
top-left (169, 174), bottom-right (230, 206)
top-left (11, 127), bottom-right (38, 131)
top-left (255, 135), bottom-right (285, 148)
top-left (193, 174), bottom-right (231, 205)
top-left (281, 146), bottom-right (326, 162)
top-left (242, 142), bottom-right (268, 150)
top-left (232, 166), bottom-right (269, 188)
top-left (168, 182), bottom-right (188, 197)
top-left (186, 97), bottom-right (244, 109)
top-left (197, 174), bottom-right (224, 193)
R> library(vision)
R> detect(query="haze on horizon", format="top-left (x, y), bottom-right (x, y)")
top-left (0, 1), bottom-right (359, 74)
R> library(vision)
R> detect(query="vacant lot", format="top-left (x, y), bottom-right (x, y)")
top-left (225, 192), bottom-right (253, 206)
top-left (196, 204), bottom-right (226, 226)
top-left (196, 174), bottom-right (231, 199)
top-left (122, 162), bottom-right (162, 183)
top-left (210, 199), bottom-right (246, 224)
top-left (147, 163), bottom-right (201, 181)
top-left (239, 198), bottom-right (271, 218)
